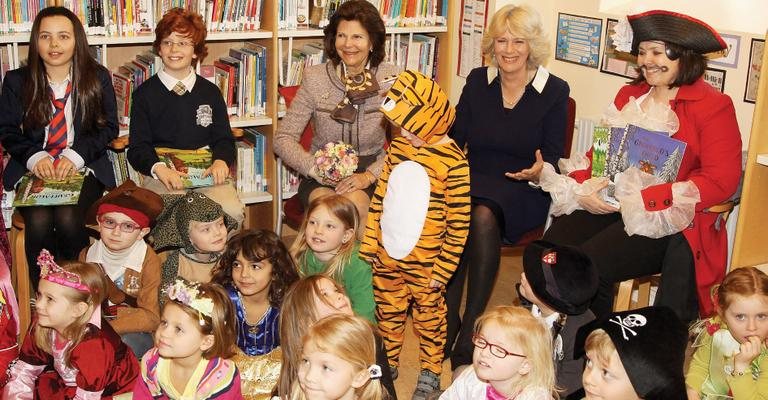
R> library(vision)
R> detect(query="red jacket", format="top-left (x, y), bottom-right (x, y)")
top-left (572, 78), bottom-right (742, 316)
top-left (618, 79), bottom-right (742, 316)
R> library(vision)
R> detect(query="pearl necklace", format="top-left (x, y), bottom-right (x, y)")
top-left (502, 86), bottom-right (525, 108)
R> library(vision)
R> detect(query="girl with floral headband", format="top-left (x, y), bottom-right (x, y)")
top-left (133, 279), bottom-right (241, 399)
top-left (3, 250), bottom-right (139, 399)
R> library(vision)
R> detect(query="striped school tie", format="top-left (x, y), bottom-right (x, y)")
top-left (173, 81), bottom-right (186, 95)
top-left (46, 82), bottom-right (72, 164)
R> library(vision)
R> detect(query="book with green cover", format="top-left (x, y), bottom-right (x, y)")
top-left (13, 173), bottom-right (85, 207)
top-left (591, 126), bottom-right (611, 178)
top-left (155, 147), bottom-right (214, 189)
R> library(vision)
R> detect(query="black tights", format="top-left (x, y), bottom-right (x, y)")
top-left (19, 175), bottom-right (104, 290)
top-left (445, 204), bottom-right (502, 369)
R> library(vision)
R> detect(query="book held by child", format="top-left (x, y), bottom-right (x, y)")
top-left (12, 173), bottom-right (85, 207)
top-left (155, 147), bottom-right (214, 189)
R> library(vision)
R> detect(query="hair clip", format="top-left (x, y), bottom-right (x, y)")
top-left (368, 364), bottom-right (382, 380)
top-left (37, 249), bottom-right (90, 293)
top-left (167, 279), bottom-right (214, 325)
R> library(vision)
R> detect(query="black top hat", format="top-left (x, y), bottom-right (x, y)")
top-left (522, 240), bottom-right (599, 315)
top-left (628, 10), bottom-right (727, 55)
top-left (577, 306), bottom-right (688, 400)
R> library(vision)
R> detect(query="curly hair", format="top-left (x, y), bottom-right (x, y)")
top-left (153, 8), bottom-right (208, 62)
top-left (322, 0), bottom-right (386, 68)
top-left (212, 229), bottom-right (299, 308)
top-left (481, 4), bottom-right (550, 71)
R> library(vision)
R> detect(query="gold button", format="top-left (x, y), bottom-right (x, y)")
top-left (663, 199), bottom-right (671, 206)
top-left (648, 200), bottom-right (656, 208)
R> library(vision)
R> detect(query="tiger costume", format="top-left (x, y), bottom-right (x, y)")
top-left (360, 70), bottom-right (471, 380)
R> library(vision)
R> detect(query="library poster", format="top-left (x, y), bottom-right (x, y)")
top-left (704, 68), bottom-right (726, 93)
top-left (600, 18), bottom-right (639, 79)
top-left (458, 0), bottom-right (488, 77)
top-left (556, 13), bottom-right (602, 69)
top-left (744, 38), bottom-right (764, 104)
top-left (709, 34), bottom-right (740, 69)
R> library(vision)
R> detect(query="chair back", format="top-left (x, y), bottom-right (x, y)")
top-left (278, 86), bottom-right (314, 151)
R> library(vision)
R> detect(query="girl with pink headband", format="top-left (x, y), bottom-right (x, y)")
top-left (3, 250), bottom-right (139, 399)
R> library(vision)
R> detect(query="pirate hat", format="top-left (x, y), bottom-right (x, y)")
top-left (86, 180), bottom-right (164, 228)
top-left (628, 10), bottom-right (727, 55)
top-left (577, 306), bottom-right (687, 400)
top-left (522, 240), bottom-right (598, 315)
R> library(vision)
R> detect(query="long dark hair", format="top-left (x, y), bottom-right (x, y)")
top-left (212, 229), bottom-right (299, 308)
top-left (23, 7), bottom-right (106, 131)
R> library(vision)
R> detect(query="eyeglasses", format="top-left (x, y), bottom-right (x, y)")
top-left (98, 216), bottom-right (142, 233)
top-left (472, 334), bottom-right (526, 359)
top-left (160, 39), bottom-right (194, 49)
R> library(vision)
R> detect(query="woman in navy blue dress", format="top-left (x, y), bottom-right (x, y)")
top-left (444, 4), bottom-right (570, 372)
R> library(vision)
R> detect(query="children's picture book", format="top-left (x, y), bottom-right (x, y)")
top-left (155, 147), bottom-right (214, 189)
top-left (13, 173), bottom-right (85, 207)
top-left (599, 124), bottom-right (686, 206)
top-left (624, 125), bottom-right (686, 183)
top-left (591, 126), bottom-right (611, 178)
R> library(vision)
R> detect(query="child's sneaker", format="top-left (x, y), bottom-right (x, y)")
top-left (412, 370), bottom-right (440, 400)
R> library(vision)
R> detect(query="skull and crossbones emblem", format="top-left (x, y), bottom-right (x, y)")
top-left (609, 314), bottom-right (647, 340)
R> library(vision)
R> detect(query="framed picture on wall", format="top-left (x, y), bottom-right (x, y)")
top-left (600, 18), bottom-right (640, 79)
top-left (555, 13), bottom-right (602, 68)
top-left (744, 38), bottom-right (765, 103)
top-left (704, 68), bottom-right (726, 92)
top-left (709, 34), bottom-right (740, 69)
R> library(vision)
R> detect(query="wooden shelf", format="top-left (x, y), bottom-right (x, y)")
top-left (230, 115), bottom-right (273, 128)
top-left (757, 154), bottom-right (768, 166)
top-left (239, 191), bottom-right (273, 204)
top-left (277, 25), bottom-right (447, 38)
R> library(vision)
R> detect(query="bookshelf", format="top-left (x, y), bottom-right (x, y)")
top-left (731, 30), bottom-right (768, 270)
top-left (0, 0), bottom-right (458, 231)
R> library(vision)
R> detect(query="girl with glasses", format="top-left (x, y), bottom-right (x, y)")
top-left (440, 306), bottom-right (557, 399)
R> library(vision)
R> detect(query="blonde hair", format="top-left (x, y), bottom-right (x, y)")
top-left (291, 195), bottom-right (359, 279)
top-left (482, 4), bottom-right (549, 70)
top-left (584, 329), bottom-right (616, 368)
top-left (475, 306), bottom-right (558, 398)
top-left (34, 261), bottom-right (107, 368)
top-left (163, 282), bottom-right (237, 359)
top-left (289, 314), bottom-right (383, 400)
top-left (277, 275), bottom-right (349, 397)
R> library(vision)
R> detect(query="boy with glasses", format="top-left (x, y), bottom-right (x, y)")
top-left (79, 180), bottom-right (163, 357)
top-left (126, 8), bottom-right (243, 227)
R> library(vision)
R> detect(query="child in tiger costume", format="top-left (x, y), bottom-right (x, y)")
top-left (360, 70), bottom-right (471, 400)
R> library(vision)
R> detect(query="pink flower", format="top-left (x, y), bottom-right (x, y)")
top-left (313, 141), bottom-right (359, 183)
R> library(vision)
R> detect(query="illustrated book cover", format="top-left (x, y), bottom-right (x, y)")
top-left (155, 147), bottom-right (214, 189)
top-left (13, 173), bottom-right (85, 207)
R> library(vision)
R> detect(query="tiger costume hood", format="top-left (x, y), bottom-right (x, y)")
top-left (380, 70), bottom-right (456, 145)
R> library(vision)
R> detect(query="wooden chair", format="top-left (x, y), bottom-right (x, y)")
top-left (9, 211), bottom-right (31, 340)
top-left (500, 97), bottom-right (577, 256)
top-left (613, 200), bottom-right (737, 312)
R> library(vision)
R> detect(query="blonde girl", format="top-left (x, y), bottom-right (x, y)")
top-left (291, 195), bottom-right (375, 322)
top-left (133, 279), bottom-right (242, 399)
top-left (276, 275), bottom-right (396, 399)
top-left (687, 267), bottom-right (768, 400)
top-left (441, 305), bottom-right (556, 399)
top-left (291, 314), bottom-right (384, 400)
top-left (3, 250), bottom-right (138, 399)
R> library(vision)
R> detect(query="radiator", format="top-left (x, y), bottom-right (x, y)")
top-left (573, 118), bottom-right (597, 156)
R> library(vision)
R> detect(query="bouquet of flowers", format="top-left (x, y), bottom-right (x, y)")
top-left (313, 141), bottom-right (359, 183)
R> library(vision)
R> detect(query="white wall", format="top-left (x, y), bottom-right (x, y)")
top-left (449, 0), bottom-right (765, 148)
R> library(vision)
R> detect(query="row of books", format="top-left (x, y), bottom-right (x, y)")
top-left (235, 128), bottom-right (267, 193)
top-left (204, 41), bottom-right (268, 118)
top-left (386, 33), bottom-right (438, 79)
top-left (278, 0), bottom-right (448, 29)
top-left (0, 0), bottom-right (264, 35)
top-left (279, 161), bottom-right (300, 196)
top-left (280, 41), bottom-right (323, 86)
top-left (108, 149), bottom-right (143, 186)
top-left (112, 51), bottom-right (163, 128)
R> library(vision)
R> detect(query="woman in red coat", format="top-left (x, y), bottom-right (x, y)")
top-left (541, 10), bottom-right (741, 322)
